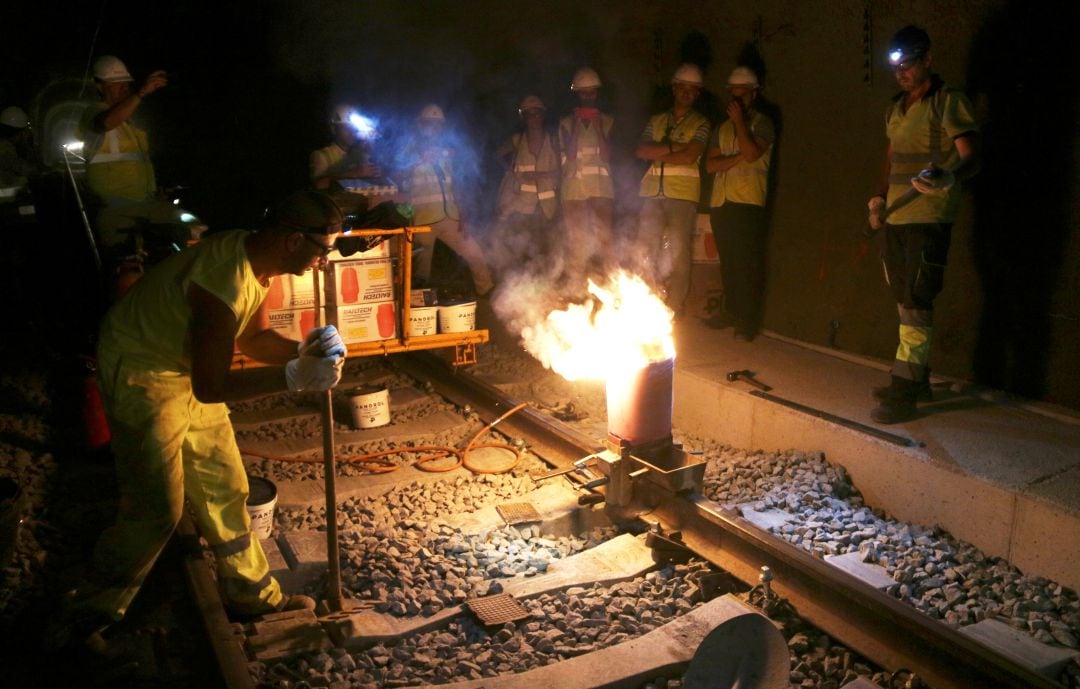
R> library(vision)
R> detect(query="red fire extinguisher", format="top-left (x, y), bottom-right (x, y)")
top-left (80, 356), bottom-right (111, 451)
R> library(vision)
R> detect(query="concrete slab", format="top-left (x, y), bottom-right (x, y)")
top-left (738, 504), bottom-right (796, 531)
top-left (238, 409), bottom-right (468, 458)
top-left (959, 619), bottom-right (1080, 678)
top-left (322, 533), bottom-right (656, 650)
top-left (824, 551), bottom-right (896, 590)
top-left (427, 595), bottom-right (788, 689)
top-left (247, 608), bottom-right (333, 661)
top-left (668, 320), bottom-right (1080, 591)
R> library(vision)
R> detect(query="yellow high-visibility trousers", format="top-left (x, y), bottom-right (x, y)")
top-left (82, 352), bottom-right (282, 621)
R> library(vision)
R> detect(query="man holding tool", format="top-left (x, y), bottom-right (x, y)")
top-left (56, 191), bottom-right (346, 656)
top-left (866, 25), bottom-right (979, 423)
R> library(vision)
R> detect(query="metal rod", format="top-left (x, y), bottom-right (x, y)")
top-left (748, 390), bottom-right (918, 447)
top-left (312, 266), bottom-right (343, 612)
top-left (62, 148), bottom-right (101, 272)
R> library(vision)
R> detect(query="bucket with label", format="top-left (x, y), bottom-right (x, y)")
top-left (438, 301), bottom-right (477, 333)
top-left (246, 476), bottom-right (277, 541)
top-left (408, 306), bottom-right (438, 336)
top-left (348, 385), bottom-right (390, 429)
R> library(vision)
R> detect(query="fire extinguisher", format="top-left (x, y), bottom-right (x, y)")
top-left (80, 356), bottom-right (111, 451)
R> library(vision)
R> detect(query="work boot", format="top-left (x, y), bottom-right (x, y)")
top-left (870, 376), bottom-right (920, 424)
top-left (872, 372), bottom-right (932, 402)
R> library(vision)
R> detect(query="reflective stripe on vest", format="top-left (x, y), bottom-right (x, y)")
top-left (559, 114), bottom-right (614, 201)
top-left (639, 110), bottom-right (707, 202)
top-left (88, 125), bottom-right (149, 165)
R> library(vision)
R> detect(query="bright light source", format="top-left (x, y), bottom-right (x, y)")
top-left (63, 141), bottom-right (84, 152)
top-left (349, 112), bottom-right (378, 140)
top-left (173, 198), bottom-right (180, 205)
top-left (888, 50), bottom-right (903, 65)
top-left (180, 212), bottom-right (196, 222)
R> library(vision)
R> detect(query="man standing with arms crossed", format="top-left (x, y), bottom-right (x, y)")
top-left (636, 64), bottom-right (711, 320)
top-left (867, 26), bottom-right (979, 423)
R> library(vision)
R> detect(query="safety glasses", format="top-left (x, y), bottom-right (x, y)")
top-left (301, 233), bottom-right (335, 256)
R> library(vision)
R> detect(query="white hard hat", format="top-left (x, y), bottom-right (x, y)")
top-left (330, 104), bottom-right (357, 125)
top-left (571, 67), bottom-right (602, 91)
top-left (727, 66), bottom-right (760, 88)
top-left (93, 55), bottom-right (133, 83)
top-left (418, 104), bottom-right (445, 121)
top-left (672, 63), bottom-right (704, 86)
top-left (0, 106), bottom-right (28, 129)
top-left (518, 95), bottom-right (545, 113)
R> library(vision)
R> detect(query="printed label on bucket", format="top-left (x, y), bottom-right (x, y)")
top-left (246, 476), bottom-right (278, 541)
top-left (349, 385), bottom-right (390, 428)
top-left (408, 307), bottom-right (438, 336)
top-left (438, 301), bottom-right (477, 333)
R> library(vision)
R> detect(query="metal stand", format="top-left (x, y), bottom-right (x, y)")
top-left (61, 144), bottom-right (101, 272)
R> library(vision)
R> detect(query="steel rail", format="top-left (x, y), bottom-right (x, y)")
top-left (401, 352), bottom-right (1062, 689)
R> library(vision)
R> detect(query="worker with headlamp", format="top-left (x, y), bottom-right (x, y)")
top-left (310, 104), bottom-right (383, 191)
top-left (866, 25), bottom-right (979, 423)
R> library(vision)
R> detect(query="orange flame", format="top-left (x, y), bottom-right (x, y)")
top-left (520, 271), bottom-right (675, 381)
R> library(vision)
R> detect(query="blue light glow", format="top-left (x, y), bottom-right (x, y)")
top-left (349, 112), bottom-right (378, 140)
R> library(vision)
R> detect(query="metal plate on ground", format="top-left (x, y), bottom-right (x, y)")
top-left (466, 592), bottom-right (531, 626)
top-left (496, 502), bottom-right (542, 526)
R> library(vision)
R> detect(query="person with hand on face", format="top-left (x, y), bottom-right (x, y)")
top-left (56, 191), bottom-right (347, 658)
top-left (636, 63), bottom-right (711, 319)
top-left (866, 25), bottom-right (979, 423)
top-left (704, 67), bottom-right (776, 342)
top-left (493, 95), bottom-right (560, 270)
top-left (558, 68), bottom-right (615, 279)
top-left (310, 104), bottom-right (382, 192)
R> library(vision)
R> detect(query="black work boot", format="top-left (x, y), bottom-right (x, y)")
top-left (870, 376), bottom-right (920, 424)
top-left (872, 376), bottom-right (932, 402)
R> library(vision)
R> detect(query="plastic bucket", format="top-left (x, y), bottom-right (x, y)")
top-left (349, 385), bottom-right (390, 429)
top-left (408, 306), bottom-right (438, 336)
top-left (438, 301), bottom-right (477, 333)
top-left (246, 476), bottom-right (277, 541)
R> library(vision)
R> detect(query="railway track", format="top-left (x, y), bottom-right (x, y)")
top-left (176, 350), bottom-right (1069, 689)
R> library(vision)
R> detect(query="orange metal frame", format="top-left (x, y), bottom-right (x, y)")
top-left (230, 225), bottom-right (488, 370)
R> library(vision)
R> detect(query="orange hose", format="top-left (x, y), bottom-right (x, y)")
top-left (239, 402), bottom-right (530, 476)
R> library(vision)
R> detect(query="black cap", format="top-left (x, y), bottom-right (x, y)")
top-left (888, 25), bottom-right (931, 65)
top-left (272, 191), bottom-right (344, 234)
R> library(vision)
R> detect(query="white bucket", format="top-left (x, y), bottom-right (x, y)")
top-left (349, 385), bottom-right (390, 429)
top-left (408, 306), bottom-right (439, 336)
top-left (246, 476), bottom-right (277, 540)
top-left (438, 301), bottom-right (477, 333)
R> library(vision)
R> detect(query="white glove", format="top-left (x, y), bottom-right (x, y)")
top-left (285, 355), bottom-right (344, 392)
top-left (867, 195), bottom-right (886, 231)
top-left (911, 167), bottom-right (955, 195)
top-left (299, 324), bottom-right (346, 359)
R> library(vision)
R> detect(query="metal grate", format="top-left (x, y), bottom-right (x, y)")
top-left (466, 592), bottom-right (530, 626)
top-left (496, 502), bottom-right (542, 526)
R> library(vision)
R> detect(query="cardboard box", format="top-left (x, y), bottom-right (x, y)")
top-left (264, 272), bottom-right (318, 310)
top-left (266, 307), bottom-right (325, 341)
top-left (325, 257), bottom-right (394, 305)
top-left (691, 213), bottom-right (719, 263)
top-left (410, 288), bottom-right (438, 307)
top-left (330, 301), bottom-right (397, 344)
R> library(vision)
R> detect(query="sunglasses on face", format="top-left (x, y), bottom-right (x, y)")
top-left (301, 233), bottom-right (335, 256)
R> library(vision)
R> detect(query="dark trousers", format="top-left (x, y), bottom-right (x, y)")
top-left (710, 202), bottom-right (768, 332)
top-left (881, 222), bottom-right (952, 381)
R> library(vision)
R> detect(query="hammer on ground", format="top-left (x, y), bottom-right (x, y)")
top-left (726, 369), bottom-right (772, 391)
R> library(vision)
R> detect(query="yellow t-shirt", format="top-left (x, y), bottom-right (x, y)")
top-left (98, 230), bottom-right (268, 372)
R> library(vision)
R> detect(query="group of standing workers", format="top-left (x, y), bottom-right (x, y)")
top-left (490, 62), bottom-right (775, 342)
top-left (40, 20), bottom-right (977, 671)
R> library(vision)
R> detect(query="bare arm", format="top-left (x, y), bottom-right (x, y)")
top-left (188, 284), bottom-right (294, 403)
top-left (637, 139), bottom-right (704, 166)
top-left (874, 142), bottom-right (893, 198)
top-left (950, 133), bottom-right (979, 182)
top-left (94, 70), bottom-right (167, 133)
